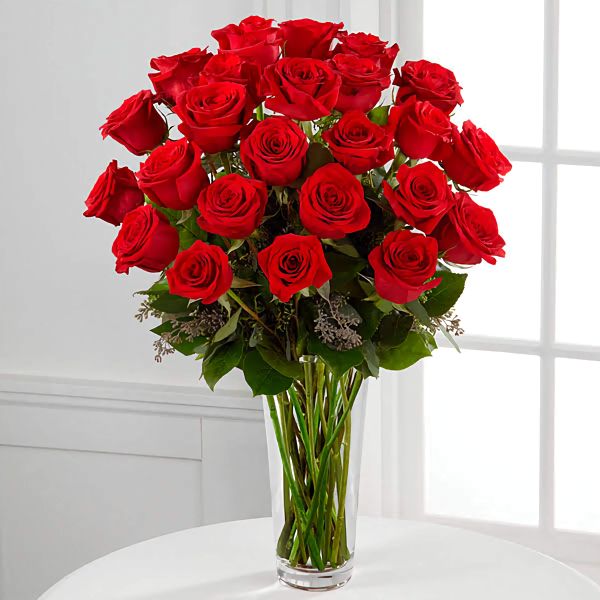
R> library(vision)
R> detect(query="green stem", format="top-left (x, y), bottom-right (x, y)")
top-left (266, 394), bottom-right (323, 569)
top-left (220, 152), bottom-right (232, 174)
top-left (378, 148), bottom-right (406, 193)
top-left (304, 372), bottom-right (363, 535)
top-left (288, 386), bottom-right (317, 487)
top-left (226, 290), bottom-right (278, 338)
top-left (256, 103), bottom-right (265, 121)
top-left (331, 378), bottom-right (352, 564)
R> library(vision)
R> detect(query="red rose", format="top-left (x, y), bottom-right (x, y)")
top-left (441, 121), bottom-right (512, 192)
top-left (330, 53), bottom-right (390, 113)
top-left (299, 163), bottom-right (370, 239)
top-left (388, 96), bottom-right (451, 160)
top-left (334, 31), bottom-right (399, 70)
top-left (394, 59), bottom-right (463, 115)
top-left (211, 16), bottom-right (281, 67)
top-left (258, 234), bottom-right (332, 302)
top-left (166, 240), bottom-right (233, 303)
top-left (262, 57), bottom-right (341, 121)
top-left (433, 192), bottom-right (505, 265)
top-left (112, 205), bottom-right (179, 274)
top-left (174, 82), bottom-right (253, 154)
top-left (149, 47), bottom-right (213, 106)
top-left (199, 53), bottom-right (263, 105)
top-left (279, 18), bottom-right (343, 59)
top-left (84, 160), bottom-right (144, 226)
top-left (137, 138), bottom-right (209, 210)
top-left (368, 229), bottom-right (440, 304)
top-left (100, 90), bottom-right (166, 156)
top-left (383, 162), bottom-right (455, 234)
top-left (197, 173), bottom-right (267, 239)
top-left (322, 110), bottom-right (393, 174)
top-left (240, 116), bottom-right (308, 186)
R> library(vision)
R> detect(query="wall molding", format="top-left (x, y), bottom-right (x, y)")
top-left (0, 373), bottom-right (263, 419)
top-left (0, 373), bottom-right (264, 461)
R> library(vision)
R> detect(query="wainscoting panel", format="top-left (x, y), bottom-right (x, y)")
top-left (0, 375), bottom-right (269, 600)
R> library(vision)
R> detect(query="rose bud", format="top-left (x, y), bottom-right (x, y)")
top-left (383, 162), bottom-right (455, 234)
top-left (262, 57), bottom-right (341, 121)
top-left (197, 173), bottom-right (268, 239)
top-left (84, 160), bottom-right (144, 226)
top-left (334, 31), bottom-right (399, 70)
top-left (322, 110), bottom-right (394, 174)
top-left (258, 234), bottom-right (332, 303)
top-left (388, 96), bottom-right (452, 160)
top-left (166, 240), bottom-right (233, 303)
top-left (299, 163), bottom-right (371, 239)
top-left (433, 191), bottom-right (506, 265)
top-left (173, 81), bottom-right (253, 154)
top-left (394, 59), bottom-right (463, 115)
top-left (330, 53), bottom-right (391, 113)
top-left (441, 121), bottom-right (512, 192)
top-left (368, 229), bottom-right (441, 304)
top-left (211, 16), bottom-right (282, 68)
top-left (240, 116), bottom-right (308, 186)
top-left (149, 47), bottom-right (213, 106)
top-left (137, 138), bottom-right (209, 210)
top-left (199, 53), bottom-right (263, 105)
top-left (100, 90), bottom-right (166, 156)
top-left (112, 205), bottom-right (179, 274)
top-left (279, 18), bottom-right (343, 59)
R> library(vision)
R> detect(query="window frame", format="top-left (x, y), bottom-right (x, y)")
top-left (376, 0), bottom-right (600, 570)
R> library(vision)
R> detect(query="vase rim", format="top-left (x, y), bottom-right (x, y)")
top-left (299, 355), bottom-right (318, 363)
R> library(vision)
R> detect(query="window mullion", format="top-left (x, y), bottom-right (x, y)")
top-left (539, 0), bottom-right (560, 534)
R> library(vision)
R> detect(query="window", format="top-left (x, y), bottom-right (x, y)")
top-left (374, 0), bottom-right (600, 571)
top-left (258, 0), bottom-right (600, 571)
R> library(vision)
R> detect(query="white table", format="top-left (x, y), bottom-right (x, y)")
top-left (40, 517), bottom-right (600, 599)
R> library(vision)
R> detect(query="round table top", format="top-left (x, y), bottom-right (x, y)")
top-left (40, 517), bottom-right (600, 600)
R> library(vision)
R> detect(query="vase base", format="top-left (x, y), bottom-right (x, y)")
top-left (277, 556), bottom-right (354, 591)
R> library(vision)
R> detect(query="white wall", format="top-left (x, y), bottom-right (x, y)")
top-left (0, 2), bottom-right (271, 599)
top-left (0, 2), bottom-right (387, 599)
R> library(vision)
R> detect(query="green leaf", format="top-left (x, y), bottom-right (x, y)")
top-left (135, 278), bottom-right (169, 296)
top-left (179, 228), bottom-right (197, 251)
top-left (150, 322), bottom-right (172, 336)
top-left (316, 280), bottom-right (330, 301)
top-left (378, 331), bottom-right (437, 371)
top-left (326, 253), bottom-right (367, 286)
top-left (243, 350), bottom-right (294, 396)
top-left (355, 301), bottom-right (385, 338)
top-left (405, 299), bottom-right (433, 326)
top-left (176, 209), bottom-right (193, 225)
top-left (257, 345), bottom-right (304, 379)
top-left (172, 337), bottom-right (207, 356)
top-left (374, 312), bottom-right (413, 349)
top-left (375, 298), bottom-right (394, 313)
top-left (361, 340), bottom-right (379, 377)
top-left (440, 325), bottom-right (461, 352)
top-left (302, 142), bottom-right (334, 178)
top-left (212, 308), bottom-right (241, 343)
top-left (227, 239), bottom-right (245, 254)
top-left (231, 276), bottom-right (259, 289)
top-left (368, 105), bottom-right (391, 126)
top-left (150, 321), bottom-right (207, 356)
top-left (423, 271), bottom-right (467, 317)
top-left (307, 336), bottom-right (363, 377)
top-left (322, 238), bottom-right (360, 258)
top-left (202, 337), bottom-right (244, 391)
top-left (149, 293), bottom-right (189, 314)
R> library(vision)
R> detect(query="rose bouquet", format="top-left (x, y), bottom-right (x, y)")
top-left (84, 15), bottom-right (510, 591)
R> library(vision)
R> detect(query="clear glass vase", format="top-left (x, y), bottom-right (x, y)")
top-left (263, 356), bottom-right (367, 591)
